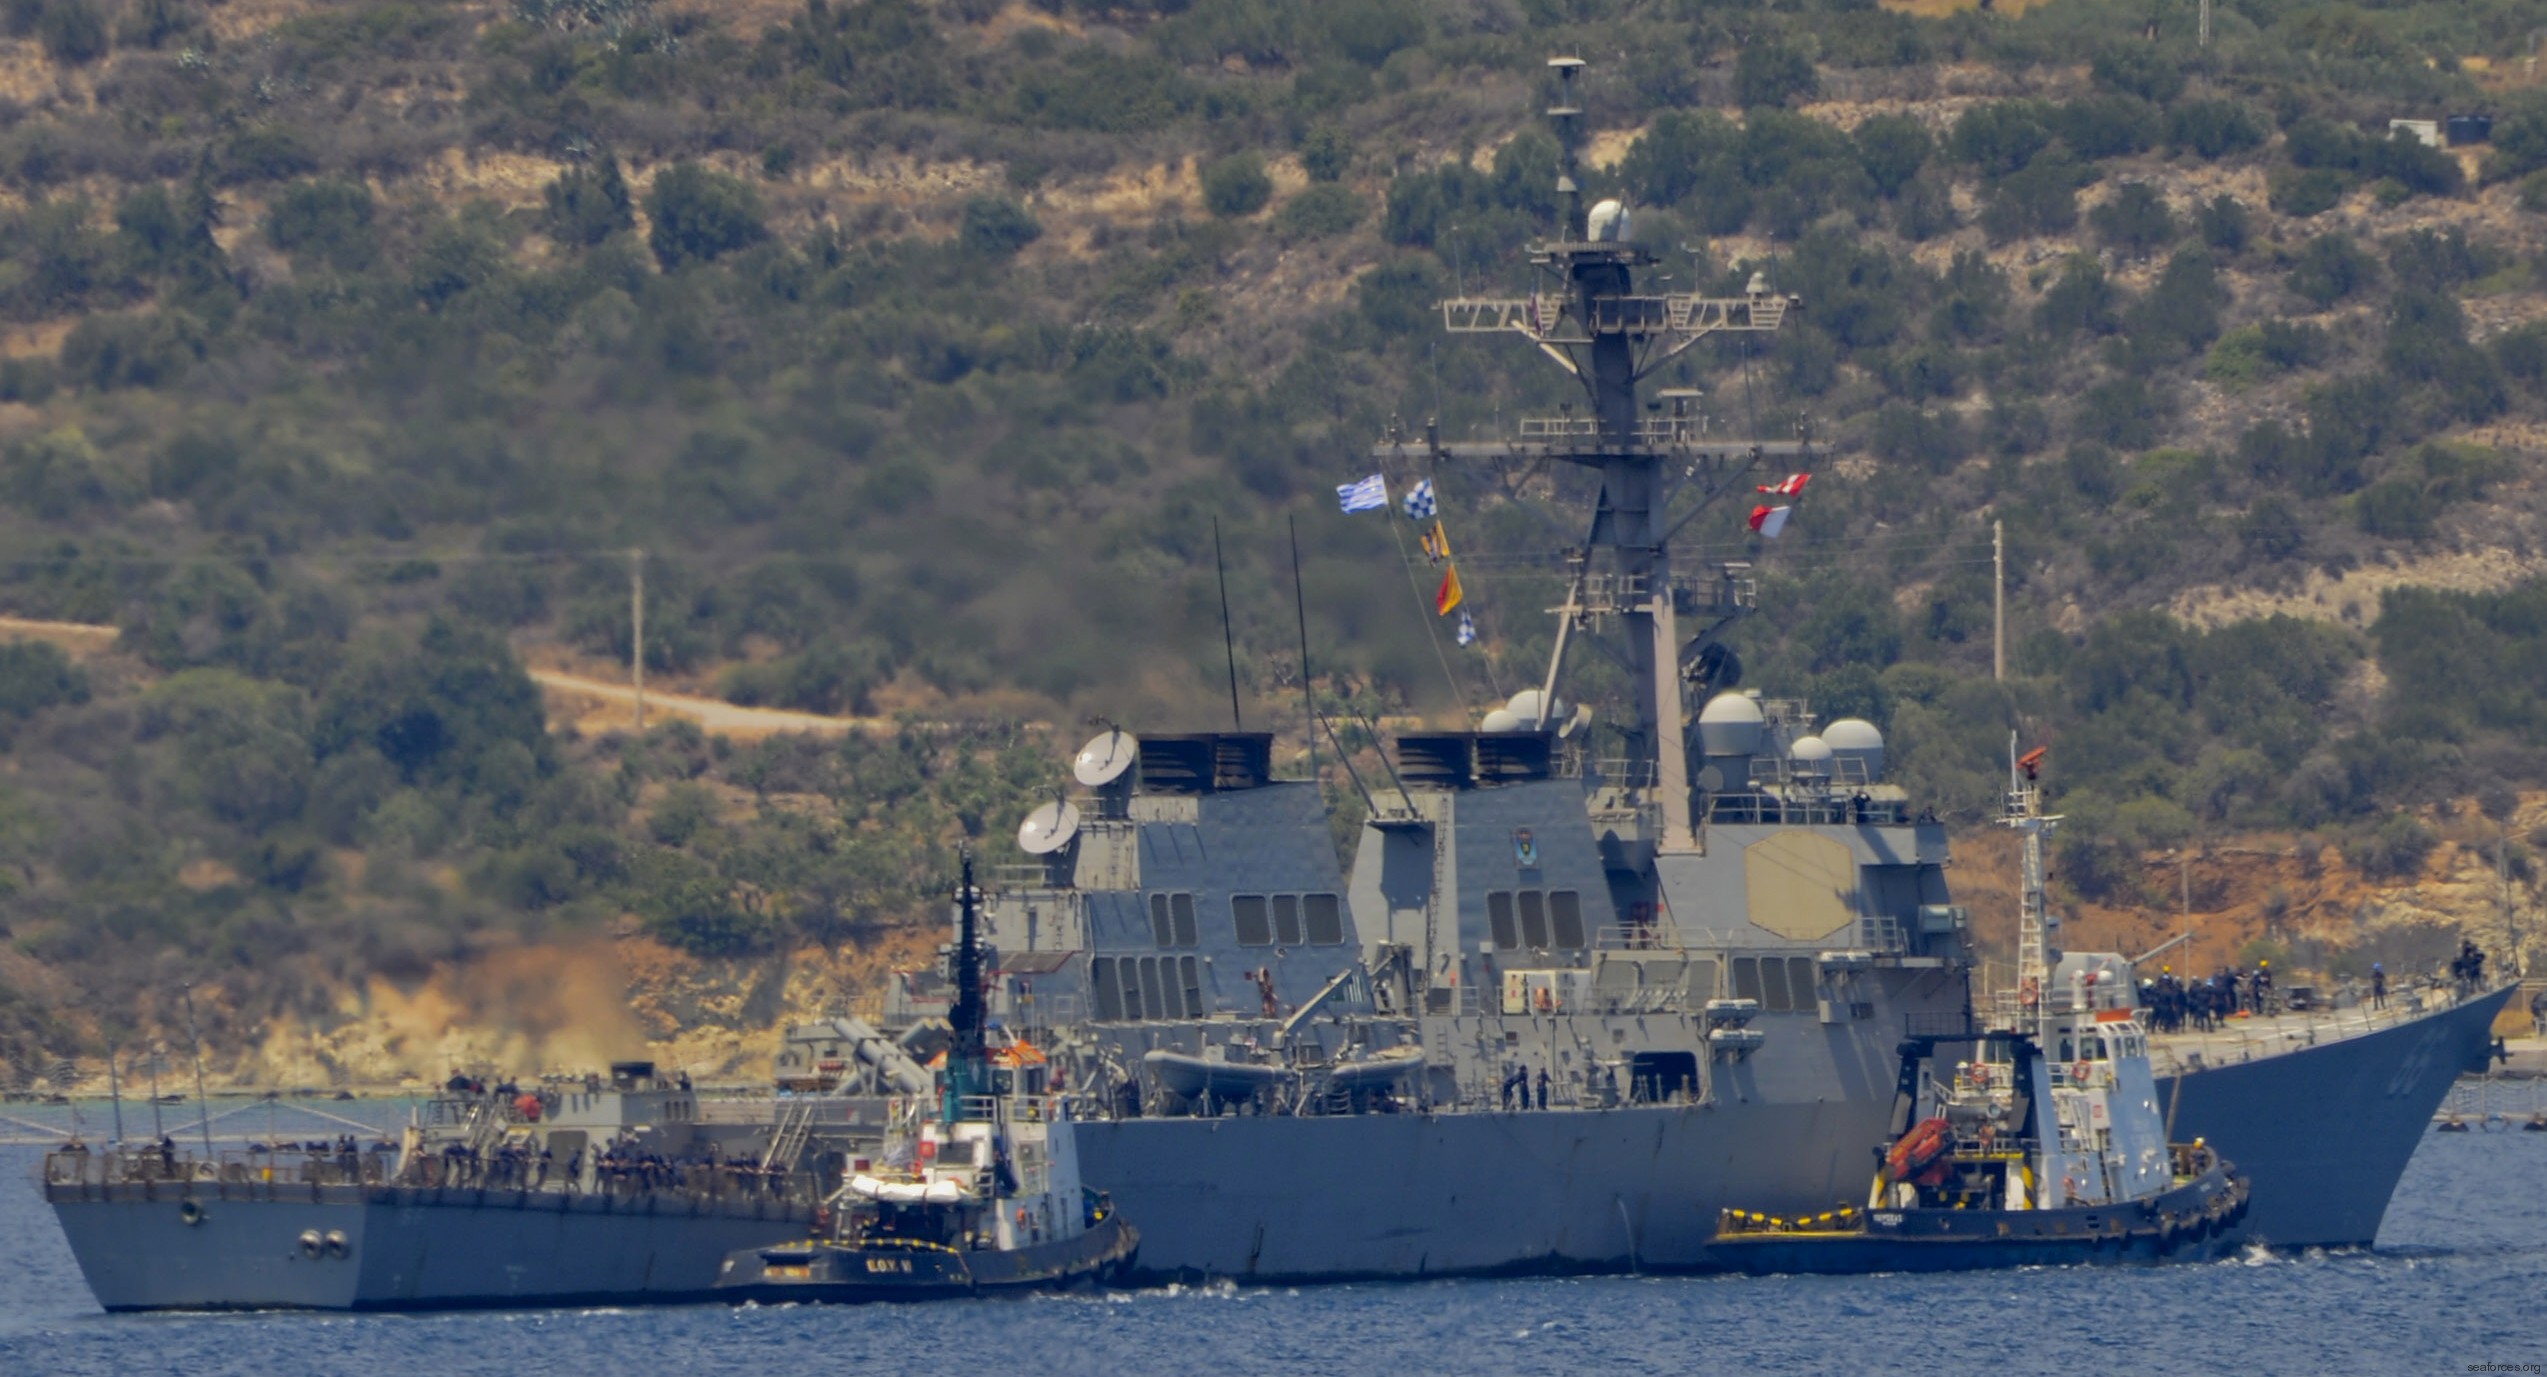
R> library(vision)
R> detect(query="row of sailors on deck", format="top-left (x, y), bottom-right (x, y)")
top-left (405, 1134), bottom-right (793, 1197)
top-left (2138, 965), bottom-right (2273, 1033)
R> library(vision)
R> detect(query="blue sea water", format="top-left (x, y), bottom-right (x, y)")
top-left (3, 1121), bottom-right (2544, 1377)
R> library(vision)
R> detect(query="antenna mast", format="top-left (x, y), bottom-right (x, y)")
top-left (1379, 57), bottom-right (1805, 864)
top-left (2003, 738), bottom-right (2060, 1015)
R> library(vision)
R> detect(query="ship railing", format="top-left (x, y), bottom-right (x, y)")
top-left (1422, 984), bottom-right (1481, 1016)
top-left (2142, 977), bottom-right (2481, 1076)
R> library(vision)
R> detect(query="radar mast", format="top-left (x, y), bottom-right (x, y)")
top-left (1380, 57), bottom-right (1806, 854)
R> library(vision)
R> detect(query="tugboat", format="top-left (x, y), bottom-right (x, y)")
top-left (1710, 747), bottom-right (2249, 1275)
top-left (714, 855), bottom-right (1138, 1302)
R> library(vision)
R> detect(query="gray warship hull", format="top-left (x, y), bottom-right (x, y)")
top-left (1072, 985), bottom-right (2512, 1279)
top-left (45, 1180), bottom-right (819, 1312)
top-left (2156, 983), bottom-right (2512, 1250)
top-left (41, 986), bottom-right (2508, 1306)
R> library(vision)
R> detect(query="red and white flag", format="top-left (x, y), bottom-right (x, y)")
top-left (1756, 472), bottom-right (1811, 498)
top-left (1748, 505), bottom-right (1792, 539)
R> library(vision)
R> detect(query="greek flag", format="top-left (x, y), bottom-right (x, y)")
top-left (1402, 478), bottom-right (1437, 521)
top-left (1456, 610), bottom-right (1478, 647)
top-left (1336, 474), bottom-right (1387, 513)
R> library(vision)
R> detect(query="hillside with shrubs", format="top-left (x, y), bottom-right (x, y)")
top-left (0, 0), bottom-right (2544, 1073)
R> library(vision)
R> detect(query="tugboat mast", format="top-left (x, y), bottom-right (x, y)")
top-left (945, 850), bottom-right (988, 1123)
top-left (2001, 740), bottom-right (2060, 1020)
top-left (1381, 57), bottom-right (1807, 855)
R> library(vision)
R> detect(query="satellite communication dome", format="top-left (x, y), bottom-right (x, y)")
top-left (1587, 199), bottom-right (1632, 242)
top-left (1503, 690), bottom-right (1567, 731)
top-left (1017, 799), bottom-right (1082, 855)
top-left (1696, 692), bottom-right (1766, 758)
top-left (1788, 734), bottom-right (1833, 776)
top-left (1072, 729), bottom-right (1139, 788)
top-left (1479, 709), bottom-right (1523, 733)
top-left (1823, 718), bottom-right (1886, 783)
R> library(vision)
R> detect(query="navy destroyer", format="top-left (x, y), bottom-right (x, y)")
top-left (875, 58), bottom-right (2511, 1278)
top-left (38, 58), bottom-right (2512, 1309)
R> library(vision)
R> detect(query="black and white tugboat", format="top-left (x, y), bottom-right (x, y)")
top-left (1710, 747), bottom-right (2248, 1275)
top-left (714, 855), bottom-right (1138, 1302)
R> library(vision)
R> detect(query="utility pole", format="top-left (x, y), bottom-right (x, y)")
top-left (1992, 519), bottom-right (2006, 682)
top-left (630, 548), bottom-right (646, 734)
top-left (180, 983), bottom-right (212, 1157)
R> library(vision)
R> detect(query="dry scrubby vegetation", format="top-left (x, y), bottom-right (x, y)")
top-left (1, 0), bottom-right (2547, 1060)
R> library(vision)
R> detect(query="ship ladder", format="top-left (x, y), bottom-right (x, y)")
top-left (762, 1099), bottom-right (817, 1180)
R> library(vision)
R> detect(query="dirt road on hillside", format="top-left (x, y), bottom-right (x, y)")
top-left (0, 614), bottom-right (887, 738)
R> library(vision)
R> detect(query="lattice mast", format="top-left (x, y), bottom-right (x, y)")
top-left (2001, 739), bottom-right (2060, 1011)
top-left (1384, 57), bottom-right (1803, 852)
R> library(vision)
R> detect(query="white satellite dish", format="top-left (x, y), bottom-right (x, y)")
top-left (1073, 730), bottom-right (1139, 788)
top-left (1017, 799), bottom-right (1082, 856)
top-left (1558, 704), bottom-right (1593, 740)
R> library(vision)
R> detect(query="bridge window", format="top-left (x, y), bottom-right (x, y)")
top-left (1789, 957), bottom-right (1817, 1007)
top-left (1273, 894), bottom-right (1304, 947)
top-left (1732, 956), bottom-right (1761, 1003)
top-left (1093, 960), bottom-right (1123, 1021)
top-left (1180, 956), bottom-right (1203, 1017)
top-left (1550, 891), bottom-right (1586, 949)
top-left (1688, 958), bottom-right (1720, 1000)
top-left (1488, 892), bottom-right (1518, 950)
top-left (1759, 957), bottom-right (1792, 1012)
top-left (1149, 893), bottom-right (1201, 949)
top-left (1138, 958), bottom-right (1164, 1023)
top-left (1304, 893), bottom-right (1344, 945)
top-left (1232, 895), bottom-right (1272, 946)
top-left (1518, 891), bottom-right (1549, 949)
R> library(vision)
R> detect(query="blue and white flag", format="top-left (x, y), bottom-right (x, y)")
top-left (1402, 478), bottom-right (1437, 521)
top-left (1336, 474), bottom-right (1387, 513)
top-left (1456, 609), bottom-right (1478, 647)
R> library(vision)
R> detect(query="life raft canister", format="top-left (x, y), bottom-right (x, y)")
top-left (1884, 1116), bottom-right (1952, 1178)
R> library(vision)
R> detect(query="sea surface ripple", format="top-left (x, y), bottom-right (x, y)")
top-left (4, 1124), bottom-right (2544, 1376)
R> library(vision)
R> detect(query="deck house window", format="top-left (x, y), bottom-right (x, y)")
top-left (1304, 893), bottom-right (1345, 945)
top-left (1092, 960), bottom-right (1122, 1021)
top-left (1518, 891), bottom-right (1549, 948)
top-left (1549, 891), bottom-right (1586, 949)
top-left (1232, 895), bottom-right (1272, 946)
top-left (1759, 957), bottom-right (1791, 1012)
top-left (1273, 894), bottom-right (1303, 946)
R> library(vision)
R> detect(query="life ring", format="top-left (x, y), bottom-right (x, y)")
top-left (1884, 1117), bottom-right (1951, 1178)
top-left (2072, 1060), bottom-right (2093, 1084)
top-left (2018, 978), bottom-right (2040, 1008)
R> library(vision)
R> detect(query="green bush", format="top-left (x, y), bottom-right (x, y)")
top-left (37, 0), bottom-right (107, 65)
top-left (2167, 101), bottom-right (2267, 159)
top-left (542, 157), bottom-right (634, 247)
top-left (2090, 182), bottom-right (2174, 257)
top-left (2268, 168), bottom-right (2345, 218)
top-left (264, 179), bottom-right (377, 272)
top-left (1300, 124), bottom-right (1351, 183)
top-left (1734, 41), bottom-right (1818, 110)
top-left (1275, 183), bottom-right (1364, 238)
top-left (645, 162), bottom-right (768, 270)
top-left (2287, 233), bottom-right (2379, 307)
top-left (1200, 152), bottom-right (1273, 218)
top-left (958, 195), bottom-right (1041, 257)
